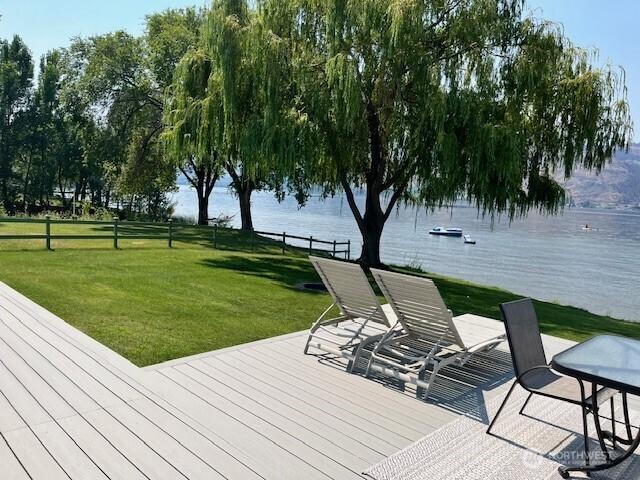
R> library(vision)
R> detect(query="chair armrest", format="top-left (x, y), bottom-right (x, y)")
top-left (466, 335), bottom-right (506, 354)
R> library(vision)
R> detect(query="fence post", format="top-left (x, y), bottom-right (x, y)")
top-left (213, 224), bottom-right (218, 248)
top-left (113, 217), bottom-right (119, 249)
top-left (45, 215), bottom-right (51, 250)
top-left (332, 240), bottom-right (337, 257)
top-left (168, 218), bottom-right (173, 248)
top-left (347, 240), bottom-right (351, 260)
top-left (282, 232), bottom-right (286, 255)
top-left (309, 236), bottom-right (313, 255)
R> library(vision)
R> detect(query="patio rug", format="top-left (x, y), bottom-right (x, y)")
top-left (365, 386), bottom-right (640, 480)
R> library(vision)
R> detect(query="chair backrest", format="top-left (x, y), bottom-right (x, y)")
top-left (499, 299), bottom-right (547, 379)
top-left (370, 269), bottom-right (464, 348)
top-left (309, 256), bottom-right (390, 326)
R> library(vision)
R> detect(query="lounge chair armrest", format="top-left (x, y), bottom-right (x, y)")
top-left (466, 335), bottom-right (506, 354)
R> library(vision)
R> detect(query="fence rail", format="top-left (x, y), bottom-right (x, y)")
top-left (0, 216), bottom-right (351, 259)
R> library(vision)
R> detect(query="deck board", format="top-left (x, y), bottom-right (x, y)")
top-left (0, 432), bottom-right (30, 480)
top-left (1, 279), bottom-right (634, 479)
top-left (3, 426), bottom-right (71, 480)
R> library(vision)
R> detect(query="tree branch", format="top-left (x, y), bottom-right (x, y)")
top-left (340, 174), bottom-right (365, 232)
top-left (383, 186), bottom-right (405, 222)
top-left (178, 165), bottom-right (197, 188)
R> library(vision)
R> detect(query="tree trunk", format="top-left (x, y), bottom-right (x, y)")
top-left (180, 158), bottom-right (218, 226)
top-left (226, 164), bottom-right (254, 231)
top-left (359, 220), bottom-right (384, 267)
top-left (22, 151), bottom-right (33, 213)
top-left (341, 176), bottom-right (408, 268)
top-left (197, 190), bottom-right (209, 225)
top-left (357, 185), bottom-right (386, 267)
top-left (238, 186), bottom-right (253, 230)
top-left (58, 167), bottom-right (66, 207)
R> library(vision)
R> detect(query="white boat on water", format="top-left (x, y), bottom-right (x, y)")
top-left (464, 235), bottom-right (476, 245)
top-left (429, 227), bottom-right (463, 237)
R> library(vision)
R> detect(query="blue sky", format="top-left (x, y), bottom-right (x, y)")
top-left (1, 0), bottom-right (638, 138)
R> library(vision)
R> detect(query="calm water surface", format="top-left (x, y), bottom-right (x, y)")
top-left (172, 185), bottom-right (640, 322)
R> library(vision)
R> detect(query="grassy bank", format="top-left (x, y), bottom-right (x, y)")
top-left (0, 221), bottom-right (638, 366)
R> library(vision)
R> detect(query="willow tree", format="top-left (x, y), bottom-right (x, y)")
top-left (163, 49), bottom-right (222, 224)
top-left (263, 0), bottom-right (632, 267)
top-left (203, 0), bottom-right (286, 230)
top-left (165, 0), bottom-right (288, 229)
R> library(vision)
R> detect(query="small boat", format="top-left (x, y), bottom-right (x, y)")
top-left (463, 235), bottom-right (476, 245)
top-left (429, 227), bottom-right (463, 237)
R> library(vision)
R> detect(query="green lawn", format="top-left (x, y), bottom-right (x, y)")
top-left (1, 220), bottom-right (639, 367)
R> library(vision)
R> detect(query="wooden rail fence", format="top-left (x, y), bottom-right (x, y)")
top-left (0, 216), bottom-right (351, 259)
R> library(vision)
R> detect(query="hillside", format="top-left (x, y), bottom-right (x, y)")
top-left (563, 143), bottom-right (640, 208)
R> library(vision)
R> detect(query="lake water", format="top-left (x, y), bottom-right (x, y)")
top-left (171, 184), bottom-right (640, 322)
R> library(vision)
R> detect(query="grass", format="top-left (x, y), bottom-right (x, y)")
top-left (0, 219), bottom-right (639, 367)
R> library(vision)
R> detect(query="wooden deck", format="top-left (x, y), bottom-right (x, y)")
top-left (0, 281), bottom-right (621, 479)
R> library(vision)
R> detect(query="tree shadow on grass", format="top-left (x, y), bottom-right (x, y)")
top-left (198, 254), bottom-right (324, 292)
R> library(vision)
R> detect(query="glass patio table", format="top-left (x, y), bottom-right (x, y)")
top-left (551, 334), bottom-right (640, 478)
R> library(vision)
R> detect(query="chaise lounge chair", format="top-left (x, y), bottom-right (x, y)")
top-left (366, 268), bottom-right (506, 400)
top-left (304, 256), bottom-right (393, 368)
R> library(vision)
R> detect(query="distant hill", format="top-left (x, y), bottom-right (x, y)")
top-left (562, 143), bottom-right (640, 209)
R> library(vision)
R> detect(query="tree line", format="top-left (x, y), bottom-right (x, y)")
top-left (0, 0), bottom-right (633, 266)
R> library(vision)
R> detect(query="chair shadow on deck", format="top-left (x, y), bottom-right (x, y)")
top-left (308, 346), bottom-right (515, 423)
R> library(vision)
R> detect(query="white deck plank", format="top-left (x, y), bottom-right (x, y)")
top-left (3, 426), bottom-right (70, 480)
top-left (0, 318), bottom-right (102, 414)
top-left (249, 340), bottom-right (459, 426)
top-left (209, 351), bottom-right (413, 449)
top-left (0, 391), bottom-right (27, 434)
top-left (31, 421), bottom-right (109, 480)
top-left (0, 323), bottom-right (79, 420)
top-left (58, 414), bottom-right (148, 480)
top-left (189, 358), bottom-right (385, 462)
top-left (127, 397), bottom-right (264, 480)
top-left (0, 433), bottom-right (30, 480)
top-left (174, 362), bottom-right (372, 472)
top-left (0, 362), bottom-right (52, 427)
top-left (228, 347), bottom-right (435, 439)
top-left (160, 366), bottom-right (362, 480)
top-left (81, 409), bottom-right (187, 480)
top-left (146, 369), bottom-right (334, 480)
top-left (105, 402), bottom-right (226, 480)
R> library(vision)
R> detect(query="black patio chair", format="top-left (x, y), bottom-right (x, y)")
top-left (487, 298), bottom-right (617, 466)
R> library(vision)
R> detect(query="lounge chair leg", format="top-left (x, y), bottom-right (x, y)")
top-left (419, 361), bottom-right (442, 402)
top-left (303, 335), bottom-right (313, 355)
top-left (519, 393), bottom-right (533, 415)
top-left (349, 333), bottom-right (380, 374)
top-left (364, 353), bottom-right (376, 378)
top-left (487, 382), bottom-right (517, 434)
